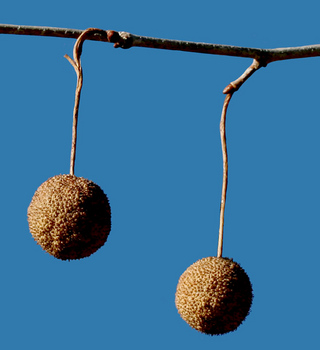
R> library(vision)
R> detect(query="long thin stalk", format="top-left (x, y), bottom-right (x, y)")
top-left (67, 63), bottom-right (82, 176)
top-left (217, 59), bottom-right (262, 257)
top-left (217, 93), bottom-right (233, 258)
top-left (64, 28), bottom-right (109, 175)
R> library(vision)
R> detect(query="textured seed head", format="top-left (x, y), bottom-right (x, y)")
top-left (175, 256), bottom-right (253, 335)
top-left (27, 174), bottom-right (111, 260)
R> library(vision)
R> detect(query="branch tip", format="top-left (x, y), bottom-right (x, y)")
top-left (223, 83), bottom-right (237, 94)
top-left (223, 58), bottom-right (262, 94)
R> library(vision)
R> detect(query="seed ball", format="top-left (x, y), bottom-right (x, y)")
top-left (175, 256), bottom-right (253, 335)
top-left (27, 174), bottom-right (111, 260)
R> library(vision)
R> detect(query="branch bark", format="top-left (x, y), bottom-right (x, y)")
top-left (1, 23), bottom-right (320, 64)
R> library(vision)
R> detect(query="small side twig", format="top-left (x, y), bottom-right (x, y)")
top-left (223, 58), bottom-right (262, 94)
top-left (64, 28), bottom-right (110, 175)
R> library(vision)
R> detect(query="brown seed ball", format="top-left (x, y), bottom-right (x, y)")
top-left (175, 256), bottom-right (253, 335)
top-left (27, 174), bottom-right (111, 260)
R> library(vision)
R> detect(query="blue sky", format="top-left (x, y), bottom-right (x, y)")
top-left (1, 1), bottom-right (319, 349)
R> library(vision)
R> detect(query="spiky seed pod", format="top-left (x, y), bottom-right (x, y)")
top-left (28, 174), bottom-right (111, 260)
top-left (175, 256), bottom-right (253, 335)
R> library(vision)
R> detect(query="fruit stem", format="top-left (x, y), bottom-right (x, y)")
top-left (217, 93), bottom-right (233, 258)
top-left (65, 37), bottom-right (84, 176)
top-left (64, 28), bottom-right (110, 176)
top-left (69, 64), bottom-right (82, 176)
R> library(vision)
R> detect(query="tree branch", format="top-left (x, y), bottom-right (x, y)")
top-left (4, 23), bottom-right (313, 260)
top-left (1, 23), bottom-right (320, 64)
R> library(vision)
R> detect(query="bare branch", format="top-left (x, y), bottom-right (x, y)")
top-left (0, 24), bottom-right (124, 47)
top-left (1, 24), bottom-right (320, 63)
top-left (0, 24), bottom-right (85, 39)
top-left (121, 31), bottom-right (265, 58)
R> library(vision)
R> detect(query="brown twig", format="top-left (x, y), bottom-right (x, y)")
top-left (0, 24), bottom-right (123, 46)
top-left (64, 28), bottom-right (110, 175)
top-left (2, 24), bottom-right (320, 63)
top-left (223, 59), bottom-right (262, 93)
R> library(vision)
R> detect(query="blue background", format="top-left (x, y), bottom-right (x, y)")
top-left (1, 1), bottom-right (319, 349)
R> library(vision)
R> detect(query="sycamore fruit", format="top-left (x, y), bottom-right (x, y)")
top-left (175, 256), bottom-right (253, 335)
top-left (28, 174), bottom-right (111, 260)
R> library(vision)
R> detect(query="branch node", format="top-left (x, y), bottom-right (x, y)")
top-left (223, 58), bottom-right (262, 94)
top-left (114, 31), bottom-right (133, 49)
top-left (107, 30), bottom-right (121, 46)
top-left (223, 83), bottom-right (238, 94)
